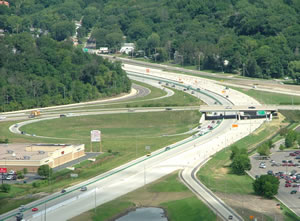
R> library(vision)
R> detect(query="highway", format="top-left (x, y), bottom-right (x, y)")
top-left (1, 64), bottom-right (264, 221)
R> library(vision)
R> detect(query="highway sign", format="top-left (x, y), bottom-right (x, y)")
top-left (91, 130), bottom-right (101, 142)
top-left (70, 173), bottom-right (78, 178)
top-left (257, 110), bottom-right (266, 115)
top-left (0, 168), bottom-right (7, 173)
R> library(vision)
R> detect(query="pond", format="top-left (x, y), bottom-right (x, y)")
top-left (115, 207), bottom-right (168, 221)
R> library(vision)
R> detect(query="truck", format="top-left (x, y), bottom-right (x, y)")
top-left (28, 110), bottom-right (40, 118)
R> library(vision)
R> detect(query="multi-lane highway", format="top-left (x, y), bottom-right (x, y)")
top-left (1, 63), bottom-right (265, 221)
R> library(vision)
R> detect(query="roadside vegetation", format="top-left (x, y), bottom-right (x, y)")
top-left (70, 172), bottom-right (217, 221)
top-left (0, 111), bottom-right (201, 214)
top-left (197, 114), bottom-right (299, 220)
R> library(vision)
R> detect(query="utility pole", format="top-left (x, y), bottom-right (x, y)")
top-left (198, 53), bottom-right (201, 71)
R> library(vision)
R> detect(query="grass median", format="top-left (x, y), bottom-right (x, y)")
top-left (71, 172), bottom-right (217, 221)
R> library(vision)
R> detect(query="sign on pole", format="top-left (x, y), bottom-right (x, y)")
top-left (91, 130), bottom-right (101, 142)
top-left (0, 168), bottom-right (7, 173)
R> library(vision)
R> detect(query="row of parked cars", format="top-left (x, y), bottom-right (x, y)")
top-left (0, 170), bottom-right (16, 180)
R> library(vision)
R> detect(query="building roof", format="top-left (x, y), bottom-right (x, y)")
top-left (0, 144), bottom-right (71, 161)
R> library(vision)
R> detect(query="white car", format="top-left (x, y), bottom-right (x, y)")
top-left (0, 116), bottom-right (6, 120)
top-left (259, 164), bottom-right (266, 169)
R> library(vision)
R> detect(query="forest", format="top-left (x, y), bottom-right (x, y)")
top-left (0, 33), bottom-right (131, 111)
top-left (1, 0), bottom-right (300, 112)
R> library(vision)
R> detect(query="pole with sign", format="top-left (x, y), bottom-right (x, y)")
top-left (0, 168), bottom-right (7, 185)
top-left (91, 130), bottom-right (102, 152)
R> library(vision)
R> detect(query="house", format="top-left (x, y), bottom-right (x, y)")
top-left (0, 1), bottom-right (9, 7)
top-left (120, 43), bottom-right (135, 54)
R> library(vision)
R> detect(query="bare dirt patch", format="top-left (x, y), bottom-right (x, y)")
top-left (216, 192), bottom-right (284, 221)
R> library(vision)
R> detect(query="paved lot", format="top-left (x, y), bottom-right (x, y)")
top-left (249, 150), bottom-right (300, 217)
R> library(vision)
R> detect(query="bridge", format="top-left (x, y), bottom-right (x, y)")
top-left (199, 105), bottom-right (278, 120)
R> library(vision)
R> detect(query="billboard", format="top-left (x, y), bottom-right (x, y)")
top-left (0, 168), bottom-right (7, 173)
top-left (91, 130), bottom-right (101, 142)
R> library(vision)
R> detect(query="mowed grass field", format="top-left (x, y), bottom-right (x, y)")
top-left (71, 172), bottom-right (217, 221)
top-left (230, 86), bottom-right (300, 105)
top-left (21, 111), bottom-right (201, 152)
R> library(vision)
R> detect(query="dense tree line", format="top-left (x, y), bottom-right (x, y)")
top-left (0, 33), bottom-right (131, 112)
top-left (0, 0), bottom-right (300, 83)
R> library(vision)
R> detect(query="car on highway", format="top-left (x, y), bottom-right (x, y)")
top-left (248, 106), bottom-right (256, 109)
top-left (225, 106), bottom-right (232, 109)
top-left (228, 215), bottom-right (233, 220)
top-left (32, 208), bottom-right (38, 212)
top-left (165, 107), bottom-right (172, 111)
top-left (165, 147), bottom-right (171, 151)
top-left (191, 91), bottom-right (194, 94)
top-left (0, 116), bottom-right (6, 120)
top-left (80, 186), bottom-right (87, 191)
top-left (60, 114), bottom-right (67, 117)
top-left (146, 153), bottom-right (151, 157)
top-left (19, 205), bottom-right (26, 212)
top-left (158, 81), bottom-right (161, 84)
top-left (61, 189), bottom-right (66, 193)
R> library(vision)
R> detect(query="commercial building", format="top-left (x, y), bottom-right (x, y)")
top-left (0, 144), bottom-right (85, 173)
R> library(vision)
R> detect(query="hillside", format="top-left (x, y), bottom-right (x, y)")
top-left (0, 0), bottom-right (300, 110)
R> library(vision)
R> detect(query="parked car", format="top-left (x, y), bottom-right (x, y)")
top-left (290, 190), bottom-right (297, 194)
top-left (267, 170), bottom-right (273, 175)
top-left (285, 183), bottom-right (292, 187)
top-left (259, 164), bottom-right (266, 169)
top-left (32, 208), bottom-right (38, 212)
top-left (290, 153), bottom-right (296, 156)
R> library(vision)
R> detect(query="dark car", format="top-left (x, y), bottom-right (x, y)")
top-left (290, 153), bottom-right (296, 156)
top-left (228, 215), bottom-right (233, 220)
top-left (60, 114), bottom-right (67, 117)
top-left (296, 156), bottom-right (300, 159)
top-left (267, 170), bottom-right (273, 175)
top-left (165, 147), bottom-right (171, 151)
top-left (282, 160), bottom-right (287, 163)
top-left (61, 189), bottom-right (66, 193)
top-left (248, 106), bottom-right (256, 109)
top-left (290, 190), bottom-right (297, 194)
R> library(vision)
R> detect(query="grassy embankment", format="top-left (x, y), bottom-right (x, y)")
top-left (71, 172), bottom-right (217, 221)
top-left (230, 86), bottom-right (300, 105)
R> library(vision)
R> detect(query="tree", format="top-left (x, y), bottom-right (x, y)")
top-left (51, 21), bottom-right (75, 41)
top-left (0, 184), bottom-right (11, 193)
top-left (230, 154), bottom-right (251, 175)
top-left (16, 170), bottom-right (24, 179)
top-left (230, 145), bottom-right (247, 160)
top-left (37, 165), bottom-right (52, 178)
top-left (257, 143), bottom-right (270, 156)
top-left (23, 168), bottom-right (28, 175)
top-left (285, 130), bottom-right (297, 148)
top-left (253, 175), bottom-right (279, 198)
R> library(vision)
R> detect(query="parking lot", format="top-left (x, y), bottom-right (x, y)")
top-left (249, 149), bottom-right (300, 217)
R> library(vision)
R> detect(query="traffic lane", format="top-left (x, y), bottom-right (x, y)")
top-left (25, 119), bottom-right (234, 220)
top-left (32, 118), bottom-right (263, 221)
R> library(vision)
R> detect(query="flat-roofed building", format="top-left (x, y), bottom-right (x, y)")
top-left (0, 143), bottom-right (85, 173)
